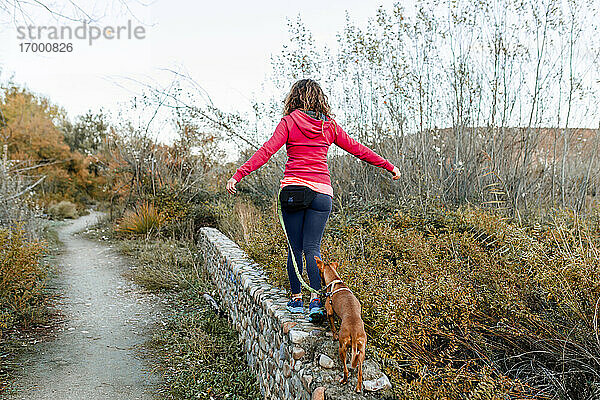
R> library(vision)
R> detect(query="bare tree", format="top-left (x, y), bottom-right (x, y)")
top-left (0, 144), bottom-right (45, 234)
top-left (0, 0), bottom-right (149, 25)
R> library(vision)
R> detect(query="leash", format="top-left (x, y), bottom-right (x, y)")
top-left (276, 187), bottom-right (322, 295)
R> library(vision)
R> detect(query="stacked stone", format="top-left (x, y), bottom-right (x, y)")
top-left (198, 227), bottom-right (326, 400)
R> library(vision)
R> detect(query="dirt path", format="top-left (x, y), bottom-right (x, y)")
top-left (4, 212), bottom-right (163, 399)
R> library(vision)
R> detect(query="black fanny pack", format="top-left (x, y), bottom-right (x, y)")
top-left (279, 185), bottom-right (317, 211)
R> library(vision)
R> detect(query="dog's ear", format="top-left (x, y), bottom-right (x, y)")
top-left (314, 256), bottom-right (324, 271)
top-left (331, 262), bottom-right (340, 271)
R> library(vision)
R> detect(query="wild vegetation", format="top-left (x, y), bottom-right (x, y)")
top-left (1, 0), bottom-right (599, 398)
top-left (0, 86), bottom-right (107, 212)
top-left (0, 226), bottom-right (46, 340)
top-left (224, 200), bottom-right (600, 399)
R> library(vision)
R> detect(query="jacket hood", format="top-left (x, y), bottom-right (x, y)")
top-left (288, 109), bottom-right (335, 139)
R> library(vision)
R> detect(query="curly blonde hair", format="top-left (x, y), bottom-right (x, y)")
top-left (283, 79), bottom-right (331, 117)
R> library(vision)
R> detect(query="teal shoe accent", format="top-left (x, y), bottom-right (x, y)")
top-left (308, 298), bottom-right (325, 323)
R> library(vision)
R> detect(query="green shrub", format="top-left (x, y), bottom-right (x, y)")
top-left (48, 200), bottom-right (79, 220)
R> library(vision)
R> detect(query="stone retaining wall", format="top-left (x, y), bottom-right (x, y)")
top-left (198, 227), bottom-right (392, 400)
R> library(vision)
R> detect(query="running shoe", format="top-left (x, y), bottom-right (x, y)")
top-left (287, 298), bottom-right (304, 314)
top-left (308, 298), bottom-right (325, 323)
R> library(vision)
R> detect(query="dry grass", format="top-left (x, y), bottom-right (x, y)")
top-left (119, 238), bottom-right (202, 292)
top-left (48, 201), bottom-right (79, 220)
top-left (148, 293), bottom-right (261, 400)
top-left (115, 201), bottom-right (165, 236)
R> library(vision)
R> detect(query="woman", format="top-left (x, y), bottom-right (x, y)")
top-left (227, 79), bottom-right (400, 322)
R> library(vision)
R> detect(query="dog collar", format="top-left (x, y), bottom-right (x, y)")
top-left (325, 279), bottom-right (344, 291)
top-left (330, 287), bottom-right (352, 296)
top-left (323, 279), bottom-right (352, 300)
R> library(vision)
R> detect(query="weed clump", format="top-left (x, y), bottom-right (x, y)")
top-left (116, 202), bottom-right (164, 236)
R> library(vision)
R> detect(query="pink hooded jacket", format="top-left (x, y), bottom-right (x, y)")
top-left (232, 110), bottom-right (395, 195)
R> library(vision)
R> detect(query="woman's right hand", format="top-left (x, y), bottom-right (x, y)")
top-left (391, 166), bottom-right (401, 180)
top-left (226, 177), bottom-right (238, 194)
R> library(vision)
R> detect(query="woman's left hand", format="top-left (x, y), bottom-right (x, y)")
top-left (391, 166), bottom-right (401, 180)
top-left (226, 177), bottom-right (238, 194)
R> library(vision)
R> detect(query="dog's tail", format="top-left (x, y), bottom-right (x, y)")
top-left (351, 336), bottom-right (365, 369)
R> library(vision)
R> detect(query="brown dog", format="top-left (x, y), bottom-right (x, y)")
top-left (315, 256), bottom-right (367, 392)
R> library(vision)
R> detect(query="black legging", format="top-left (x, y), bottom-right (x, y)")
top-left (281, 192), bottom-right (332, 294)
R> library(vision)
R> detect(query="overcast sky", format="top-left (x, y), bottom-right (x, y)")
top-left (0, 0), bottom-right (396, 120)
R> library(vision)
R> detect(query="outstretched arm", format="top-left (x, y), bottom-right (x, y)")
top-left (333, 124), bottom-right (399, 177)
top-left (227, 119), bottom-right (288, 194)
